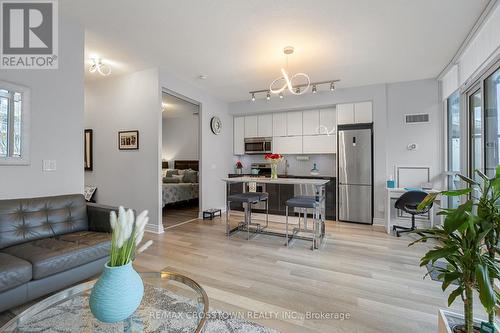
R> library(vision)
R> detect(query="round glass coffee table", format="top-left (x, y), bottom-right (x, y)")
top-left (1, 271), bottom-right (209, 332)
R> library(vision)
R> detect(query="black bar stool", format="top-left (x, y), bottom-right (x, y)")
top-left (226, 192), bottom-right (269, 240)
top-left (392, 191), bottom-right (432, 237)
top-left (285, 196), bottom-right (321, 250)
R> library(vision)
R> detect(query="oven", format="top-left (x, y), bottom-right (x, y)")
top-left (244, 137), bottom-right (272, 154)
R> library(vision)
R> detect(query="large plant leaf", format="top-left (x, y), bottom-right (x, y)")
top-left (458, 174), bottom-right (479, 186)
top-left (441, 188), bottom-right (472, 196)
top-left (448, 286), bottom-right (464, 306)
top-left (441, 271), bottom-right (461, 291)
top-left (475, 169), bottom-right (489, 182)
top-left (475, 264), bottom-right (496, 312)
top-left (443, 200), bottom-right (472, 233)
top-left (418, 192), bottom-right (438, 211)
top-left (421, 246), bottom-right (459, 266)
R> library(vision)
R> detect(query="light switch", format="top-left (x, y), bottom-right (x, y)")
top-left (42, 160), bottom-right (56, 171)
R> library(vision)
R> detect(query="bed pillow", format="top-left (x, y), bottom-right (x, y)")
top-left (177, 169), bottom-right (187, 176)
top-left (166, 169), bottom-right (178, 177)
top-left (163, 176), bottom-right (181, 183)
top-left (183, 169), bottom-right (198, 183)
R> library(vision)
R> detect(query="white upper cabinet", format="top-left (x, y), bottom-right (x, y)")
top-left (233, 116), bottom-right (245, 155)
top-left (273, 136), bottom-right (303, 154)
top-left (272, 113), bottom-right (287, 137)
top-left (319, 108), bottom-right (336, 134)
top-left (303, 135), bottom-right (336, 154)
top-left (354, 101), bottom-right (373, 123)
top-left (337, 102), bottom-right (372, 124)
top-left (287, 111), bottom-right (303, 136)
top-left (302, 110), bottom-right (320, 135)
top-left (337, 103), bottom-right (355, 125)
top-left (244, 115), bottom-right (258, 138)
top-left (257, 114), bottom-right (273, 137)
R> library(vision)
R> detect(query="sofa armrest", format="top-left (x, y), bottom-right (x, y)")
top-left (87, 203), bottom-right (117, 233)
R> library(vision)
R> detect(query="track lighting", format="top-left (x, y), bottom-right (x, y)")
top-left (279, 92), bottom-right (284, 99)
top-left (266, 91), bottom-right (271, 100)
top-left (251, 93), bottom-right (256, 102)
top-left (330, 82), bottom-right (335, 91)
top-left (312, 85), bottom-right (317, 93)
top-left (295, 87), bottom-right (301, 94)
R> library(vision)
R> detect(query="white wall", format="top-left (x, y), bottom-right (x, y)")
top-left (386, 79), bottom-right (443, 187)
top-left (162, 103), bottom-right (199, 162)
top-left (229, 83), bottom-right (388, 222)
top-left (0, 16), bottom-right (85, 199)
top-left (85, 68), bottom-right (162, 233)
top-left (229, 79), bottom-right (442, 224)
top-left (160, 70), bottom-right (233, 213)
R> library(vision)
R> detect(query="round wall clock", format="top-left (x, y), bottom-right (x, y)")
top-left (210, 116), bottom-right (222, 135)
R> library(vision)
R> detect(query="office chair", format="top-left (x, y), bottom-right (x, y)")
top-left (392, 191), bottom-right (432, 237)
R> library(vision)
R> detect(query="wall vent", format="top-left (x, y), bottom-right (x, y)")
top-left (404, 113), bottom-right (430, 124)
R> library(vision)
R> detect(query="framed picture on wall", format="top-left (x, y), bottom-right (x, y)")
top-left (118, 130), bottom-right (139, 150)
top-left (84, 129), bottom-right (93, 170)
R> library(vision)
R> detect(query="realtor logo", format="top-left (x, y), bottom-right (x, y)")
top-left (1, 0), bottom-right (58, 69)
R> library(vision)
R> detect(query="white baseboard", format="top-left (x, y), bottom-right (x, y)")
top-left (145, 222), bottom-right (164, 234)
top-left (372, 217), bottom-right (385, 226)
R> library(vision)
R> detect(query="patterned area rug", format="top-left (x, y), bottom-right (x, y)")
top-left (0, 284), bottom-right (279, 333)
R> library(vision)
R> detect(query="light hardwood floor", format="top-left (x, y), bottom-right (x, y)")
top-left (135, 215), bottom-right (488, 333)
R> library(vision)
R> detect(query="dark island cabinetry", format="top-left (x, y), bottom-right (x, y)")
top-left (226, 174), bottom-right (336, 220)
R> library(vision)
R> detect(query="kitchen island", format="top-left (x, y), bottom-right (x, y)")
top-left (227, 174), bottom-right (336, 220)
top-left (222, 176), bottom-right (330, 249)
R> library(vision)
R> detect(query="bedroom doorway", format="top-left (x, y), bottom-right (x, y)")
top-left (161, 90), bottom-right (200, 229)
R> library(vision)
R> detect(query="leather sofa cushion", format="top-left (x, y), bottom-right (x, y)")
top-left (0, 252), bottom-right (32, 292)
top-left (0, 194), bottom-right (89, 250)
top-left (2, 232), bottom-right (110, 280)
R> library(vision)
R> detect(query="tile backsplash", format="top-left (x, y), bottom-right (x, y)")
top-left (233, 154), bottom-right (336, 177)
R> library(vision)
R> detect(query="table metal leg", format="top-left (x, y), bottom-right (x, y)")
top-left (285, 206), bottom-right (289, 247)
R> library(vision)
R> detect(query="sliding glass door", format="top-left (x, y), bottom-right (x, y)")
top-left (469, 87), bottom-right (483, 180)
top-left (484, 66), bottom-right (500, 177)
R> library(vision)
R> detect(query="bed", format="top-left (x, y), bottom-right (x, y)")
top-left (162, 160), bottom-right (199, 207)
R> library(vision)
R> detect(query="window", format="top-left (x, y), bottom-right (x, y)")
top-left (447, 91), bottom-right (460, 208)
top-left (0, 81), bottom-right (30, 165)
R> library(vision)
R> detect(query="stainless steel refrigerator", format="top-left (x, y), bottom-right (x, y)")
top-left (338, 125), bottom-right (373, 224)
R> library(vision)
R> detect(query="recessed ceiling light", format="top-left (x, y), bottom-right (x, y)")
top-left (198, 75), bottom-right (208, 80)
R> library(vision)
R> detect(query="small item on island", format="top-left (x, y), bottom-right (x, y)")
top-left (310, 163), bottom-right (319, 176)
top-left (264, 153), bottom-right (283, 179)
top-left (235, 160), bottom-right (243, 175)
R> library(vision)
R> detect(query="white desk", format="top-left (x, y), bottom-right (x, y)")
top-left (385, 188), bottom-right (441, 234)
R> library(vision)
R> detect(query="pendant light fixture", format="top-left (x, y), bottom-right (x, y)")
top-left (249, 46), bottom-right (339, 101)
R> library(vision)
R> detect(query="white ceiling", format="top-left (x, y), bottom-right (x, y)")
top-left (63, 0), bottom-right (490, 102)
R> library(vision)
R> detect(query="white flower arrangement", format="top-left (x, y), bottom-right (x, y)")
top-left (109, 206), bottom-right (152, 267)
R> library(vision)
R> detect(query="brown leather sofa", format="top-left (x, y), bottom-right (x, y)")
top-left (0, 194), bottom-right (115, 312)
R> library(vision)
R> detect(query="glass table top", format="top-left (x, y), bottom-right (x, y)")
top-left (1, 271), bottom-right (209, 333)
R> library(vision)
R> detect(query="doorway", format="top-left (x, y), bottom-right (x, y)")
top-left (161, 90), bottom-right (201, 229)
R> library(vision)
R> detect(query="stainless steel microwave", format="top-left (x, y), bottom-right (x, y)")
top-left (244, 137), bottom-right (272, 154)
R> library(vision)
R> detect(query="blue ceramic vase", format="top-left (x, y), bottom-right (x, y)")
top-left (89, 261), bottom-right (144, 323)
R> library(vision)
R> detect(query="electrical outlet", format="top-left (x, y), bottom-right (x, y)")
top-left (42, 160), bottom-right (56, 172)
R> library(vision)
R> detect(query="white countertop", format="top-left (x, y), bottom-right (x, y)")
top-left (222, 176), bottom-right (330, 186)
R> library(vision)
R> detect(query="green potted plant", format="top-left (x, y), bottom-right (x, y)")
top-left (412, 168), bottom-right (499, 333)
